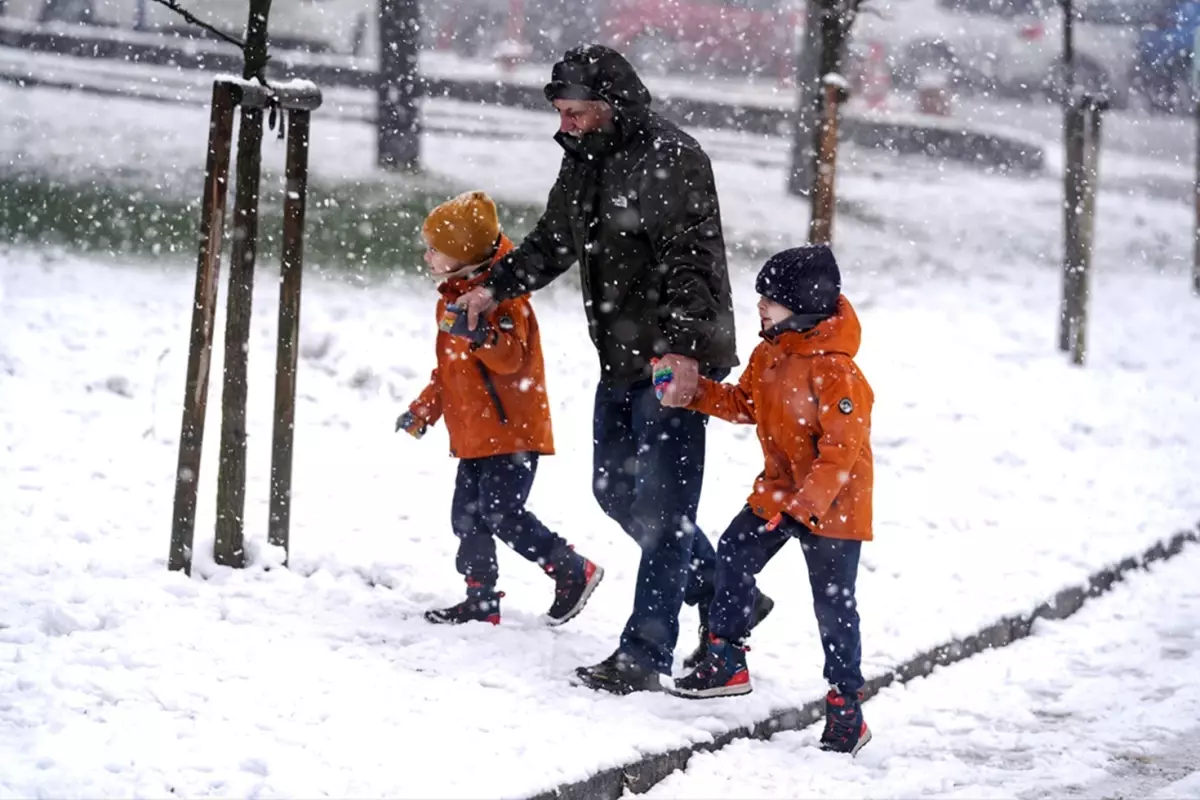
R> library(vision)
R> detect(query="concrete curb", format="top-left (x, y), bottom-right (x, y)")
top-left (0, 26), bottom-right (1043, 173)
top-left (528, 524), bottom-right (1200, 800)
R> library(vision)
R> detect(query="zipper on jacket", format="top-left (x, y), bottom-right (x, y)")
top-left (475, 361), bottom-right (509, 425)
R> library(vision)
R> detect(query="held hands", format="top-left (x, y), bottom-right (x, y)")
top-left (440, 304), bottom-right (490, 345)
top-left (457, 286), bottom-right (498, 332)
top-left (395, 410), bottom-right (427, 439)
top-left (653, 354), bottom-right (700, 407)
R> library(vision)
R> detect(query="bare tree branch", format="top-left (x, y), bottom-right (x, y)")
top-left (148, 0), bottom-right (246, 51)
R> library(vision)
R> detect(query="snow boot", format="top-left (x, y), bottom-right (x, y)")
top-left (820, 689), bottom-right (872, 756)
top-left (424, 578), bottom-right (503, 625)
top-left (669, 634), bottom-right (752, 698)
top-left (682, 590), bottom-right (775, 671)
top-left (573, 650), bottom-right (662, 695)
top-left (543, 546), bottom-right (605, 627)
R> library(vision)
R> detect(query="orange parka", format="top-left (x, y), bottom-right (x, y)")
top-left (689, 295), bottom-right (874, 541)
top-left (409, 236), bottom-right (555, 460)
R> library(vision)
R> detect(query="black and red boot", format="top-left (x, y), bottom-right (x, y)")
top-left (424, 578), bottom-right (503, 625)
top-left (544, 546), bottom-right (605, 627)
top-left (669, 634), bottom-right (752, 698)
top-left (820, 689), bottom-right (872, 755)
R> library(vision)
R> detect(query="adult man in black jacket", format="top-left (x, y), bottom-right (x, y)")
top-left (458, 45), bottom-right (772, 693)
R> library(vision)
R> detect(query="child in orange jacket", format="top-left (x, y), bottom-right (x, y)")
top-left (396, 191), bottom-right (604, 626)
top-left (661, 245), bottom-right (874, 756)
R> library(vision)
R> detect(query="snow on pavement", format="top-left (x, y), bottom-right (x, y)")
top-left (638, 543), bottom-right (1200, 800)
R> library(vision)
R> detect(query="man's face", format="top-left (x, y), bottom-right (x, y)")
top-left (552, 99), bottom-right (613, 137)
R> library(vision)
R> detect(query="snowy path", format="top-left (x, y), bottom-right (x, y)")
top-left (638, 544), bottom-right (1200, 800)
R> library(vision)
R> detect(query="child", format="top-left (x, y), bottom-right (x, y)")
top-left (396, 190), bottom-right (604, 627)
top-left (661, 244), bottom-right (874, 756)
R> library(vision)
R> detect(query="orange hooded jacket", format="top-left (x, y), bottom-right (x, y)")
top-left (689, 295), bottom-right (874, 541)
top-left (408, 235), bottom-right (554, 460)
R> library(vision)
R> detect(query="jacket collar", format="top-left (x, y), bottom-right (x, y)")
top-left (438, 235), bottom-right (515, 298)
top-left (760, 295), bottom-right (862, 358)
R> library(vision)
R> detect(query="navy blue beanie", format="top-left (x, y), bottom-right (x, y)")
top-left (755, 245), bottom-right (841, 318)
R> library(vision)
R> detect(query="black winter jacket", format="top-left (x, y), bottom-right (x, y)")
top-left (485, 47), bottom-right (738, 384)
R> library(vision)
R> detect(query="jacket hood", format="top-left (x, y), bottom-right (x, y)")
top-left (544, 45), bottom-right (653, 110)
top-left (768, 295), bottom-right (861, 358)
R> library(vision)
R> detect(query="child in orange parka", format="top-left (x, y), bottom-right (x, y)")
top-left (396, 190), bottom-right (604, 627)
top-left (662, 244), bottom-right (875, 756)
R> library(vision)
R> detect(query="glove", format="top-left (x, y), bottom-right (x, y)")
top-left (395, 410), bottom-right (427, 439)
top-left (766, 511), bottom-right (818, 532)
top-left (439, 303), bottom-right (490, 346)
top-left (651, 357), bottom-right (674, 400)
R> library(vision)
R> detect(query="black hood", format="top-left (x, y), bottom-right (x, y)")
top-left (544, 45), bottom-right (653, 111)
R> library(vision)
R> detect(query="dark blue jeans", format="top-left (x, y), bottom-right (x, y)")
top-left (711, 507), bottom-right (864, 697)
top-left (592, 377), bottom-right (719, 674)
top-left (451, 452), bottom-right (569, 592)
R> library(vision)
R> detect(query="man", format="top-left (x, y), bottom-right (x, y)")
top-left (458, 44), bottom-right (772, 694)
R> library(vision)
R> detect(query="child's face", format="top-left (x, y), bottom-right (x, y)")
top-left (757, 296), bottom-right (792, 331)
top-left (424, 245), bottom-right (467, 277)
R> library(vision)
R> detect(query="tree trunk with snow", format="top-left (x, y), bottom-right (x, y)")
top-left (377, 0), bottom-right (421, 171)
top-left (213, 0), bottom-right (272, 568)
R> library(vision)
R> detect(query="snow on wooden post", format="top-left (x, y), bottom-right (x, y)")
top-left (168, 81), bottom-right (237, 575)
top-left (268, 103), bottom-right (317, 566)
top-left (213, 0), bottom-right (273, 569)
top-left (377, 0), bottom-right (420, 171)
top-left (808, 73), bottom-right (848, 246)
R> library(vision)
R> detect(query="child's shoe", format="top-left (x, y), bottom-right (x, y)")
top-left (424, 579), bottom-right (502, 625)
top-left (669, 634), bottom-right (752, 698)
top-left (820, 689), bottom-right (872, 755)
top-left (544, 547), bottom-right (605, 626)
top-left (682, 591), bottom-right (775, 671)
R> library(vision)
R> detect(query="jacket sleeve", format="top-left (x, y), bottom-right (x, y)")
top-left (472, 298), bottom-right (531, 376)
top-left (783, 358), bottom-right (872, 527)
top-left (687, 354), bottom-right (758, 424)
top-left (409, 368), bottom-right (443, 426)
top-left (639, 144), bottom-right (727, 360)
top-left (485, 158), bottom-right (578, 302)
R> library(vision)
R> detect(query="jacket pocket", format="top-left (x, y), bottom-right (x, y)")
top-left (474, 362), bottom-right (509, 425)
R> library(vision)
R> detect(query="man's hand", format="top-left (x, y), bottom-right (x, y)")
top-left (458, 286), bottom-right (497, 331)
top-left (656, 354), bottom-right (700, 407)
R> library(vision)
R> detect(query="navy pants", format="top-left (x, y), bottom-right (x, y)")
top-left (592, 377), bottom-right (719, 674)
top-left (452, 452), bottom-right (569, 592)
top-left (711, 507), bottom-right (864, 697)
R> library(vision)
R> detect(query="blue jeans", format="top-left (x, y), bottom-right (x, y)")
top-left (711, 507), bottom-right (864, 696)
top-left (451, 452), bottom-right (569, 591)
top-left (592, 377), bottom-right (720, 674)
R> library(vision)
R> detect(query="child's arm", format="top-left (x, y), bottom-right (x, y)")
top-left (407, 368), bottom-right (444, 427)
top-left (471, 298), bottom-right (532, 376)
top-left (685, 357), bottom-right (758, 425)
top-left (778, 358), bottom-right (872, 529)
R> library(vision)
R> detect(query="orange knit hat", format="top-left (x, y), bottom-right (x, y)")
top-left (422, 190), bottom-right (501, 266)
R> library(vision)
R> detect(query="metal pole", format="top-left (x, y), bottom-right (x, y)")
top-left (267, 109), bottom-right (312, 564)
top-left (1070, 99), bottom-right (1104, 366)
top-left (1059, 100), bottom-right (1085, 352)
top-left (168, 82), bottom-right (236, 574)
top-left (1194, 98), bottom-right (1200, 297)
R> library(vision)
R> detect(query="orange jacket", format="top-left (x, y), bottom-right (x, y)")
top-left (689, 296), bottom-right (874, 541)
top-left (409, 236), bottom-right (555, 460)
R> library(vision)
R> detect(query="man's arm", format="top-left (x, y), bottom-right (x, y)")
top-left (484, 158), bottom-right (579, 302)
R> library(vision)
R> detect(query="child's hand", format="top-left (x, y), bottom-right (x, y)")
top-left (395, 411), bottom-right (427, 439)
top-left (651, 358), bottom-right (674, 401)
top-left (440, 304), bottom-right (490, 345)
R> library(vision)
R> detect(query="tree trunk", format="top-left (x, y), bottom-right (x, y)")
top-left (213, 0), bottom-right (271, 568)
top-left (787, 0), bottom-right (825, 197)
top-left (378, 0), bottom-right (421, 171)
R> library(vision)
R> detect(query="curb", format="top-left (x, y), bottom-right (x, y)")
top-left (0, 27), bottom-right (1043, 173)
top-left (529, 524), bottom-right (1200, 800)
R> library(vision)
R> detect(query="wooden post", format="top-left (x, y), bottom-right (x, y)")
top-left (213, 0), bottom-right (272, 568)
top-left (168, 82), bottom-right (236, 575)
top-left (267, 109), bottom-right (312, 564)
top-left (1069, 98), bottom-right (1104, 366)
top-left (787, 0), bottom-right (830, 197)
top-left (1194, 97), bottom-right (1200, 297)
top-left (1058, 98), bottom-right (1085, 352)
top-left (378, 0), bottom-right (421, 171)
top-left (809, 77), bottom-right (846, 246)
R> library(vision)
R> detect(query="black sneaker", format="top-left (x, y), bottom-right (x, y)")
top-left (545, 554), bottom-right (605, 627)
top-left (682, 590), bottom-right (775, 671)
top-left (820, 689), bottom-right (872, 756)
top-left (424, 591), bottom-right (503, 625)
top-left (573, 650), bottom-right (662, 695)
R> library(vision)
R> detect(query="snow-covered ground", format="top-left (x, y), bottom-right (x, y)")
top-left (2, 80), bottom-right (1199, 797)
top-left (639, 543), bottom-right (1200, 800)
